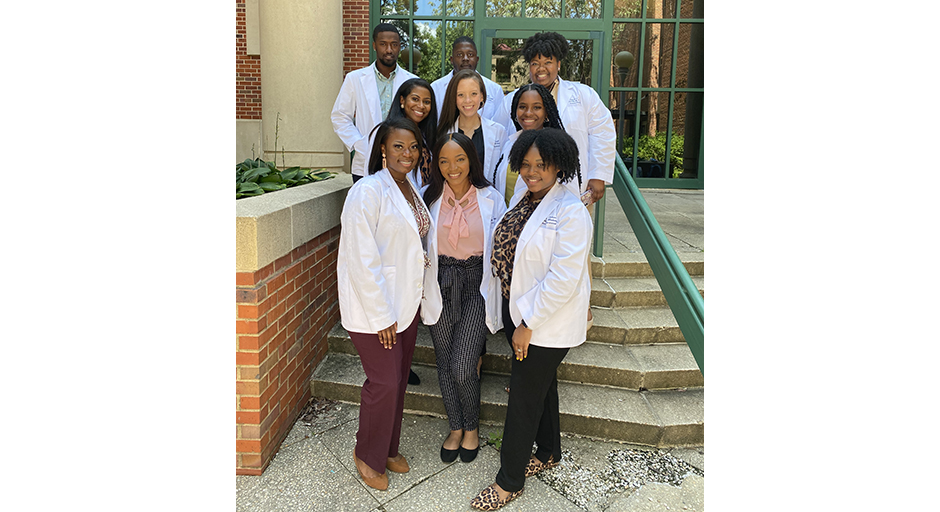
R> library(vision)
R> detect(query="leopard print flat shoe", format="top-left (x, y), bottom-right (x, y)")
top-left (523, 455), bottom-right (558, 477)
top-left (470, 484), bottom-right (523, 510)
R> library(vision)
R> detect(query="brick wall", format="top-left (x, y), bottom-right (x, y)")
top-left (236, 1), bottom-right (262, 120)
top-left (343, 0), bottom-right (372, 76)
top-left (235, 225), bottom-right (341, 474)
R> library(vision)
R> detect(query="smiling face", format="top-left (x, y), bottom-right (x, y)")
top-left (519, 143), bottom-right (557, 200)
top-left (450, 41), bottom-right (479, 73)
top-left (437, 140), bottom-right (471, 191)
top-left (515, 90), bottom-right (546, 131)
top-left (401, 85), bottom-right (432, 124)
top-left (455, 77), bottom-right (483, 119)
top-left (381, 128), bottom-right (419, 176)
top-left (528, 54), bottom-right (559, 88)
top-left (373, 31), bottom-right (401, 70)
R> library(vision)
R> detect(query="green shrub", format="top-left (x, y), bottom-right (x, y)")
top-left (236, 158), bottom-right (335, 199)
top-left (622, 132), bottom-right (685, 178)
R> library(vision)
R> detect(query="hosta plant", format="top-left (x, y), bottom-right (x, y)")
top-left (236, 158), bottom-right (335, 199)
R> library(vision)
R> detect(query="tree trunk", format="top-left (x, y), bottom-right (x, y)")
top-left (647, 0), bottom-right (662, 137)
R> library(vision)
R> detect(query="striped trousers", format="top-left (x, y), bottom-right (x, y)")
top-left (428, 254), bottom-right (487, 432)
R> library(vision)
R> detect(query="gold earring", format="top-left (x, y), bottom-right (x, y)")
top-left (382, 152), bottom-right (387, 169)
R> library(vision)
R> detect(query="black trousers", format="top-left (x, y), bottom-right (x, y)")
top-left (495, 300), bottom-right (569, 493)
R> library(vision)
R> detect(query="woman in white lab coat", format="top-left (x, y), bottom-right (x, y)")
top-left (422, 132), bottom-right (506, 465)
top-left (470, 128), bottom-right (591, 511)
top-left (337, 117), bottom-right (442, 491)
top-left (437, 69), bottom-right (506, 185)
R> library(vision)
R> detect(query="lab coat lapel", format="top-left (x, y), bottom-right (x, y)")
top-left (555, 78), bottom-right (571, 121)
top-left (517, 183), bottom-right (563, 250)
top-left (380, 170), bottom-right (420, 237)
top-left (360, 63), bottom-right (381, 122)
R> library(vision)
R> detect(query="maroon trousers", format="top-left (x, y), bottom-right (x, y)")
top-left (348, 312), bottom-right (419, 474)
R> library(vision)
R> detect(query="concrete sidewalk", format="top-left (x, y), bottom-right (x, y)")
top-left (236, 188), bottom-right (704, 511)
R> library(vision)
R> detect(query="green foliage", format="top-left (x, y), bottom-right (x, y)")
top-left (485, 431), bottom-right (503, 451)
top-left (622, 132), bottom-right (685, 178)
top-left (236, 158), bottom-right (335, 199)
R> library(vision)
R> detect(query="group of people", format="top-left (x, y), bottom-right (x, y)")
top-left (331, 24), bottom-right (616, 511)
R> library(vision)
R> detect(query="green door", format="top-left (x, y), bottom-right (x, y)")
top-left (479, 30), bottom-right (605, 99)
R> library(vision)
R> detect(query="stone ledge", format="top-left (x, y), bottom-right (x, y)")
top-left (236, 173), bottom-right (352, 272)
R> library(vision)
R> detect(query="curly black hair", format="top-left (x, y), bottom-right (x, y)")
top-left (508, 128), bottom-right (581, 188)
top-left (422, 132), bottom-right (491, 207)
top-left (509, 83), bottom-right (564, 132)
top-left (522, 32), bottom-right (569, 63)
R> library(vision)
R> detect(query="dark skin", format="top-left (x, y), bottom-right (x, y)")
top-left (450, 41), bottom-right (479, 73)
top-left (373, 31), bottom-right (401, 78)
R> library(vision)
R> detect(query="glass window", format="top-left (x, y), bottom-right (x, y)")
top-left (611, 23), bottom-right (641, 89)
top-left (679, 0), bottom-right (698, 19)
top-left (490, 38), bottom-right (527, 92)
top-left (566, 0), bottom-right (603, 19)
top-left (642, 23), bottom-right (675, 89)
top-left (487, 0), bottom-right (522, 17)
top-left (446, 0), bottom-right (474, 16)
top-left (526, 0), bottom-right (562, 18)
top-left (414, 0), bottom-right (442, 16)
top-left (395, 20), bottom-right (444, 83)
top-left (381, 0), bottom-right (412, 16)
top-left (614, 0), bottom-right (642, 18)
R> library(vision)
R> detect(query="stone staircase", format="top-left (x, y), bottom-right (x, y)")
top-left (309, 249), bottom-right (704, 448)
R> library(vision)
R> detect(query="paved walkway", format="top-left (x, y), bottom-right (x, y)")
top-left (236, 188), bottom-right (704, 511)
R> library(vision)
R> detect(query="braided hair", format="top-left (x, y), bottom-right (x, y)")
top-left (509, 83), bottom-right (564, 132)
top-left (508, 128), bottom-right (581, 189)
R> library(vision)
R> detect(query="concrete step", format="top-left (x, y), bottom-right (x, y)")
top-left (592, 252), bottom-right (703, 279)
top-left (591, 276), bottom-right (704, 308)
top-left (310, 352), bottom-right (704, 448)
top-left (328, 322), bottom-right (703, 390)
top-left (588, 305), bottom-right (686, 345)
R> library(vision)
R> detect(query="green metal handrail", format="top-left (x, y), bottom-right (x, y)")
top-left (592, 154), bottom-right (704, 374)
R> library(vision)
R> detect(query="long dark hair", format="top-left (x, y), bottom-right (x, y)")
top-left (387, 78), bottom-right (438, 153)
top-left (367, 117), bottom-right (423, 175)
top-left (509, 83), bottom-right (564, 132)
top-left (422, 132), bottom-right (491, 207)
top-left (508, 128), bottom-right (581, 188)
top-left (436, 69), bottom-right (487, 141)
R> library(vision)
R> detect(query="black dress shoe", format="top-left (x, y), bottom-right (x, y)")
top-left (441, 445), bottom-right (459, 463)
top-left (459, 445), bottom-right (479, 463)
top-left (408, 369), bottom-right (420, 385)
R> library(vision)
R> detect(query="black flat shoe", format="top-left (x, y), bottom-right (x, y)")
top-left (459, 445), bottom-right (479, 463)
top-left (408, 369), bottom-right (421, 385)
top-left (441, 445), bottom-right (459, 463)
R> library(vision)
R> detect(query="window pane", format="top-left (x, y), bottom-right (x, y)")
top-left (680, 0), bottom-right (699, 19)
top-left (611, 23), bottom-right (641, 89)
top-left (526, 0), bottom-right (562, 18)
top-left (647, 0), bottom-right (677, 19)
top-left (487, 0), bottom-right (521, 17)
top-left (399, 20), bottom-right (444, 83)
top-left (566, 0), bottom-right (603, 19)
top-left (490, 38), bottom-right (527, 92)
top-left (414, 0), bottom-right (442, 16)
top-left (677, 92), bottom-right (702, 178)
top-left (446, 0), bottom-right (474, 16)
top-left (381, 0), bottom-right (412, 16)
top-left (609, 90), bottom-right (641, 156)
top-left (614, 0), bottom-right (642, 18)
top-left (560, 38), bottom-right (593, 86)
top-left (642, 23), bottom-right (674, 89)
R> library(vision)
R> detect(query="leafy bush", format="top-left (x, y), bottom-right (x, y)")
top-left (622, 132), bottom-right (685, 178)
top-left (236, 158), bottom-right (335, 199)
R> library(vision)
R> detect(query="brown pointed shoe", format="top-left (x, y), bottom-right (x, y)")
top-left (386, 454), bottom-right (410, 473)
top-left (354, 455), bottom-right (389, 490)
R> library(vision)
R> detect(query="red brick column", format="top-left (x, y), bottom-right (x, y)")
top-left (236, 0), bottom-right (262, 120)
top-left (343, 0), bottom-right (372, 77)
top-left (235, 226), bottom-right (341, 474)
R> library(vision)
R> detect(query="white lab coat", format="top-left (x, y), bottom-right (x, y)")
top-left (490, 130), bottom-right (520, 205)
top-left (499, 78), bottom-right (616, 193)
top-left (337, 169), bottom-right (443, 333)
top-left (430, 70), bottom-right (508, 124)
top-left (496, 182), bottom-right (592, 349)
top-left (426, 185), bottom-right (508, 334)
top-left (331, 63), bottom-right (418, 177)
top-left (443, 117), bottom-right (507, 189)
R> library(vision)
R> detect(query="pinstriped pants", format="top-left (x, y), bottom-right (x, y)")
top-left (429, 254), bottom-right (487, 432)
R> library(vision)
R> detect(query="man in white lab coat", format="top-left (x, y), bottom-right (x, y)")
top-left (331, 23), bottom-right (418, 182)
top-left (430, 36), bottom-right (507, 126)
